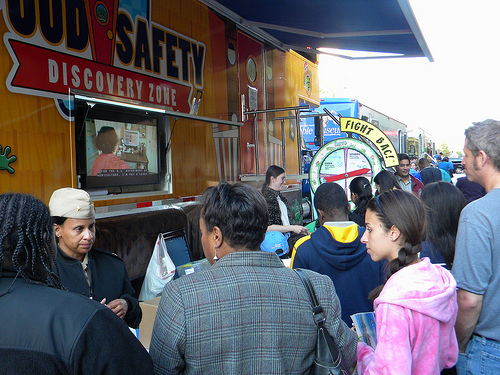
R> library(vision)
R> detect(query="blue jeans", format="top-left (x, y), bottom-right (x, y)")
top-left (457, 335), bottom-right (500, 374)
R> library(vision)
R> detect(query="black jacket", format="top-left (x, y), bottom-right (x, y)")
top-left (56, 247), bottom-right (142, 328)
top-left (0, 275), bottom-right (153, 374)
top-left (420, 166), bottom-right (442, 185)
top-left (262, 185), bottom-right (288, 226)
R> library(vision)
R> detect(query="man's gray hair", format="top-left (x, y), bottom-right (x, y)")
top-left (466, 119), bottom-right (500, 171)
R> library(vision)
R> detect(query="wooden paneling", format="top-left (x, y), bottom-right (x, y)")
top-left (0, 15), bottom-right (74, 203)
top-left (0, 0), bottom-right (318, 205)
top-left (151, 0), bottom-right (222, 198)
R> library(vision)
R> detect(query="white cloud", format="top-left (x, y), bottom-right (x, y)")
top-left (319, 0), bottom-right (500, 152)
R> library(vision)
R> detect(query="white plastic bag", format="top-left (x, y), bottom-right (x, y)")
top-left (139, 234), bottom-right (176, 301)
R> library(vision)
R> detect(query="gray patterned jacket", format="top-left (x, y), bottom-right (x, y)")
top-left (150, 251), bottom-right (357, 374)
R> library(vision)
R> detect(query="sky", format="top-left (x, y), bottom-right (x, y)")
top-left (318, 0), bottom-right (500, 154)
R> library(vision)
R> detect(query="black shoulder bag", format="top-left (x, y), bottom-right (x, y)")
top-left (295, 269), bottom-right (351, 375)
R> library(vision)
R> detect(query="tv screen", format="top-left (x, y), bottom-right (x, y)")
top-left (75, 101), bottom-right (163, 191)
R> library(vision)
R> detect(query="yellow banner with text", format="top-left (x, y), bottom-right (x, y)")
top-left (340, 117), bottom-right (399, 167)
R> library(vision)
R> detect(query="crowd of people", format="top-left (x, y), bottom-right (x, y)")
top-left (0, 192), bottom-right (153, 373)
top-left (0, 119), bottom-right (498, 375)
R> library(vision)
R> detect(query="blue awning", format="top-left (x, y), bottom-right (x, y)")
top-left (199, 0), bottom-right (432, 61)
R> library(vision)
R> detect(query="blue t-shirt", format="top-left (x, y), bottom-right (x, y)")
top-left (438, 161), bottom-right (454, 175)
top-left (452, 189), bottom-right (500, 341)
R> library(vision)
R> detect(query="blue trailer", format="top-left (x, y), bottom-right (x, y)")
top-left (301, 98), bottom-right (359, 151)
top-left (301, 98), bottom-right (409, 154)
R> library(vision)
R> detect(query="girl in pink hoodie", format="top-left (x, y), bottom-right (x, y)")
top-left (356, 189), bottom-right (458, 374)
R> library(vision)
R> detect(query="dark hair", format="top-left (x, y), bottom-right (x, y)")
top-left (263, 165), bottom-right (285, 187)
top-left (367, 189), bottom-right (426, 299)
top-left (420, 182), bottom-right (467, 269)
top-left (349, 177), bottom-right (373, 219)
top-left (442, 157), bottom-right (449, 162)
top-left (397, 153), bottom-right (410, 162)
top-left (95, 126), bottom-right (119, 154)
top-left (373, 170), bottom-right (401, 195)
top-left (418, 157), bottom-right (430, 169)
top-left (201, 183), bottom-right (268, 250)
top-left (314, 182), bottom-right (349, 218)
top-left (51, 216), bottom-right (68, 248)
top-left (51, 216), bottom-right (67, 225)
top-left (0, 194), bottom-right (63, 297)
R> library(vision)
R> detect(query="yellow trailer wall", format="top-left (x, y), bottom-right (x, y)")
top-left (0, 1), bottom-right (318, 205)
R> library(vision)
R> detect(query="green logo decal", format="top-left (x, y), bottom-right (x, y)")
top-left (0, 145), bottom-right (17, 174)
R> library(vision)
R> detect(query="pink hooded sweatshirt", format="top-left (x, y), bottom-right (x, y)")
top-left (357, 257), bottom-right (458, 374)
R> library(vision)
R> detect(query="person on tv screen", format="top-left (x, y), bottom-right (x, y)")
top-left (90, 126), bottom-right (130, 176)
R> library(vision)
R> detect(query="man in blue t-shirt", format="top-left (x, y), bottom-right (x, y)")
top-left (438, 156), bottom-right (454, 177)
top-left (452, 119), bottom-right (500, 374)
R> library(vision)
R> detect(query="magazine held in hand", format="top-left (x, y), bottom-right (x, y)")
top-left (351, 312), bottom-right (377, 349)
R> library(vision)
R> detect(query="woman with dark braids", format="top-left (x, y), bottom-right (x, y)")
top-left (0, 193), bottom-right (153, 374)
top-left (355, 189), bottom-right (458, 374)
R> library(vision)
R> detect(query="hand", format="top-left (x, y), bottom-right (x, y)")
top-left (106, 298), bottom-right (128, 319)
top-left (89, 297), bottom-right (107, 305)
top-left (0, 145), bottom-right (17, 174)
top-left (351, 325), bottom-right (363, 342)
top-left (290, 225), bottom-right (309, 235)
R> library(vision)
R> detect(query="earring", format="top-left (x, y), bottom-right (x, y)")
top-left (213, 245), bottom-right (219, 262)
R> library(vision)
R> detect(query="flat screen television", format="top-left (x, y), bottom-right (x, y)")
top-left (74, 100), bottom-right (165, 192)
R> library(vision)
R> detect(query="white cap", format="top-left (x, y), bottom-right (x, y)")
top-left (49, 188), bottom-right (95, 219)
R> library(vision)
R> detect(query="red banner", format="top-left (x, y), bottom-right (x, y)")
top-left (9, 40), bottom-right (191, 112)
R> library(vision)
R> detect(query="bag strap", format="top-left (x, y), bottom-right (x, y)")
top-left (295, 268), bottom-right (325, 326)
top-left (295, 269), bottom-right (351, 375)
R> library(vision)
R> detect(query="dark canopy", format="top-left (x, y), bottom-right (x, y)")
top-left (200, 0), bottom-right (432, 61)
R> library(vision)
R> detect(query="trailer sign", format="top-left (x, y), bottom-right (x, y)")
top-left (2, 0), bottom-right (206, 116)
top-left (340, 117), bottom-right (398, 167)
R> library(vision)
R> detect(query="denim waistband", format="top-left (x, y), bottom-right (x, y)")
top-left (473, 334), bottom-right (500, 347)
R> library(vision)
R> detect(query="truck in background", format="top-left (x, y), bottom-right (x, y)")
top-left (301, 98), bottom-right (409, 154)
top-left (301, 98), bottom-right (438, 161)
top-left (408, 127), bottom-right (436, 158)
top-left (0, 0), bottom-right (317, 206)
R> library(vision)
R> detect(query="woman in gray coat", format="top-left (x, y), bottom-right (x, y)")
top-left (150, 182), bottom-right (357, 374)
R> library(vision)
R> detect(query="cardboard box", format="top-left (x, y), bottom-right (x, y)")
top-left (138, 296), bottom-right (161, 350)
